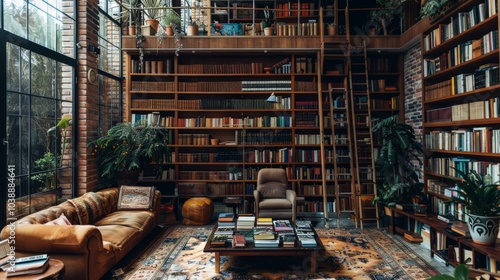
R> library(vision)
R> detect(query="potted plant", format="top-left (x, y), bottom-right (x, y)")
top-left (142, 0), bottom-right (164, 34)
top-left (326, 22), bottom-right (336, 35)
top-left (262, 5), bottom-right (273, 36)
top-left (372, 115), bottom-right (424, 214)
top-left (163, 8), bottom-right (181, 36)
top-left (186, 17), bottom-right (199, 36)
top-left (89, 122), bottom-right (170, 187)
top-left (419, 0), bottom-right (449, 20)
top-left (115, 0), bottom-right (141, 35)
top-left (452, 169), bottom-right (500, 245)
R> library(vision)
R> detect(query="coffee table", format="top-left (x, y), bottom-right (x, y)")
top-left (203, 223), bottom-right (325, 273)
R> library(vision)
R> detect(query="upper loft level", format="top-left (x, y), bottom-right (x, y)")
top-left (118, 0), bottom-right (453, 52)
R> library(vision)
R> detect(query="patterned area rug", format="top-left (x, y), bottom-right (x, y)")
top-left (117, 225), bottom-right (439, 280)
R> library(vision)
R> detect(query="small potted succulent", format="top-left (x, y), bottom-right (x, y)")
top-left (163, 9), bottom-right (181, 36)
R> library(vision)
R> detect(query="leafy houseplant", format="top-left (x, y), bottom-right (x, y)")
top-left (419, 0), bottom-right (449, 20)
top-left (452, 169), bottom-right (500, 245)
top-left (372, 115), bottom-right (424, 212)
top-left (186, 17), bottom-right (199, 35)
top-left (427, 264), bottom-right (469, 280)
top-left (115, 0), bottom-right (141, 34)
top-left (89, 122), bottom-right (170, 187)
top-left (326, 22), bottom-right (336, 35)
top-left (163, 8), bottom-right (181, 36)
top-left (142, 0), bottom-right (164, 33)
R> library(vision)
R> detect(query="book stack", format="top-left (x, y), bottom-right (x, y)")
top-left (236, 215), bottom-right (255, 231)
top-left (281, 235), bottom-right (296, 247)
top-left (211, 234), bottom-right (230, 247)
top-left (295, 220), bottom-right (317, 247)
top-left (253, 226), bottom-right (275, 240)
top-left (232, 234), bottom-right (246, 247)
top-left (218, 212), bottom-right (235, 223)
top-left (3, 254), bottom-right (50, 277)
top-left (254, 238), bottom-right (280, 248)
top-left (256, 217), bottom-right (273, 226)
top-left (273, 220), bottom-right (294, 233)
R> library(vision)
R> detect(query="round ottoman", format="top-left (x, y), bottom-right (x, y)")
top-left (182, 197), bottom-right (214, 225)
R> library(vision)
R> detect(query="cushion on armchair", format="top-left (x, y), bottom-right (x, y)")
top-left (259, 186), bottom-right (286, 198)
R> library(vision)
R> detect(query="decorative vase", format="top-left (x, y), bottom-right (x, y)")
top-left (165, 25), bottom-right (174, 36)
top-left (467, 214), bottom-right (500, 245)
top-left (187, 25), bottom-right (198, 36)
top-left (264, 27), bottom-right (273, 36)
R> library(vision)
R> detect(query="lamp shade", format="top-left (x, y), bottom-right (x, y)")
top-left (266, 93), bottom-right (277, 103)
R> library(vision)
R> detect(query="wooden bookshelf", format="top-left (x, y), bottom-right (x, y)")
top-left (421, 0), bottom-right (500, 274)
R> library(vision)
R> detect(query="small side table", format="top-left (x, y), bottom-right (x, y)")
top-left (0, 259), bottom-right (65, 280)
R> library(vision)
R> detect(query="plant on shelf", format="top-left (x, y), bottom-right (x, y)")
top-left (372, 115), bottom-right (425, 212)
top-left (89, 122), bottom-right (170, 187)
top-left (326, 21), bottom-right (336, 35)
top-left (419, 0), bottom-right (449, 19)
top-left (114, 0), bottom-right (141, 35)
top-left (452, 169), bottom-right (500, 246)
top-left (163, 8), bottom-right (181, 36)
top-left (186, 16), bottom-right (199, 35)
top-left (142, 0), bottom-right (164, 33)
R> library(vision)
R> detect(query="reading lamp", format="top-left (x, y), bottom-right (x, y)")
top-left (266, 93), bottom-right (277, 103)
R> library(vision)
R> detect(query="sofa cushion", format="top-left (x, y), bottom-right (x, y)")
top-left (117, 186), bottom-right (155, 210)
top-left (94, 211), bottom-right (154, 231)
top-left (68, 192), bottom-right (106, 225)
top-left (44, 213), bottom-right (72, 225)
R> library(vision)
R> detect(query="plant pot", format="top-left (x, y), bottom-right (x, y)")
top-left (187, 25), bottom-right (198, 36)
top-left (128, 25), bottom-right (136, 35)
top-left (165, 25), bottom-right (174, 36)
top-left (467, 214), bottom-right (500, 245)
top-left (264, 27), bottom-right (273, 36)
top-left (145, 19), bottom-right (159, 34)
top-left (327, 26), bottom-right (336, 36)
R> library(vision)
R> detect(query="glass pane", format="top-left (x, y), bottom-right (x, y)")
top-left (31, 53), bottom-right (57, 98)
top-left (99, 13), bottom-right (121, 76)
top-left (98, 76), bottom-right (122, 134)
top-left (31, 96), bottom-right (56, 119)
top-left (6, 44), bottom-right (21, 92)
top-left (20, 49), bottom-right (30, 94)
top-left (4, 0), bottom-right (28, 38)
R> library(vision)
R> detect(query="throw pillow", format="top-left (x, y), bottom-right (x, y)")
top-left (117, 185), bottom-right (155, 210)
top-left (44, 213), bottom-right (72, 225)
top-left (68, 192), bottom-right (106, 225)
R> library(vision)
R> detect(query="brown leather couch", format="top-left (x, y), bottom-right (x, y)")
top-left (0, 187), bottom-right (161, 280)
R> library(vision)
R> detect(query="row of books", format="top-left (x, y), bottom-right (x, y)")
top-left (241, 80), bottom-right (292, 91)
top-left (178, 98), bottom-right (290, 110)
top-left (131, 113), bottom-right (175, 128)
top-left (423, 0), bottom-right (498, 51)
top-left (274, 22), bottom-right (319, 37)
top-left (425, 127), bottom-right (500, 153)
top-left (425, 97), bottom-right (500, 123)
top-left (177, 133), bottom-right (210, 145)
top-left (178, 62), bottom-right (264, 74)
top-left (235, 132), bottom-right (293, 145)
top-left (177, 116), bottom-right (292, 128)
top-left (427, 160), bottom-right (500, 183)
top-left (130, 59), bottom-right (174, 74)
top-left (131, 81), bottom-right (174, 92)
top-left (275, 2), bottom-right (315, 17)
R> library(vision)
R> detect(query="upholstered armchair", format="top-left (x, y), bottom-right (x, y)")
top-left (253, 168), bottom-right (296, 223)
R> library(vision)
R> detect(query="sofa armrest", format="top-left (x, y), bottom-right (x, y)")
top-left (286, 189), bottom-right (297, 222)
top-left (1, 224), bottom-right (104, 254)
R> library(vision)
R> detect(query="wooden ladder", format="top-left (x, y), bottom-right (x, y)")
top-left (347, 40), bottom-right (379, 229)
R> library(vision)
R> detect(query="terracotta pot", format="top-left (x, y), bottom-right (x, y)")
top-left (264, 27), bottom-right (273, 36)
top-left (165, 25), bottom-right (174, 36)
top-left (187, 25), bottom-right (198, 36)
top-left (128, 25), bottom-right (136, 35)
top-left (145, 19), bottom-right (159, 34)
top-left (327, 26), bottom-right (336, 36)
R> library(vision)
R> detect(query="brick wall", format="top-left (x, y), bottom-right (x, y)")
top-left (403, 42), bottom-right (423, 139)
top-left (76, 0), bottom-right (100, 195)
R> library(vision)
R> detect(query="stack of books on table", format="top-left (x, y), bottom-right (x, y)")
top-left (218, 212), bottom-right (235, 223)
top-left (232, 233), bottom-right (247, 247)
top-left (273, 220), bottom-right (294, 233)
top-left (236, 215), bottom-right (255, 231)
top-left (280, 234), bottom-right (296, 247)
top-left (2, 254), bottom-right (50, 277)
top-left (256, 217), bottom-right (273, 226)
top-left (253, 226), bottom-right (279, 247)
top-left (211, 234), bottom-right (231, 247)
top-left (295, 220), bottom-right (317, 247)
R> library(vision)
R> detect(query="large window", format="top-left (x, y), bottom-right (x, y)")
top-left (2, 0), bottom-right (76, 226)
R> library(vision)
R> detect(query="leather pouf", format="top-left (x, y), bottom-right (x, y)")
top-left (182, 197), bottom-right (214, 225)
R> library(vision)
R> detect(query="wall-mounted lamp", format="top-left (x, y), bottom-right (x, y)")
top-left (266, 93), bottom-right (277, 103)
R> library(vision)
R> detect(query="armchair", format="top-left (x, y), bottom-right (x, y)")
top-left (253, 168), bottom-right (296, 222)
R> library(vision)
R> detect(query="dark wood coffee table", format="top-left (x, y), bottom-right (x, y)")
top-left (203, 224), bottom-right (325, 273)
top-left (0, 258), bottom-right (65, 280)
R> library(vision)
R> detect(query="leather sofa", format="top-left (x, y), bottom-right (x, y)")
top-left (0, 187), bottom-right (161, 280)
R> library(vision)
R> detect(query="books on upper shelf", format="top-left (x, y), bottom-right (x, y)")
top-left (253, 226), bottom-right (275, 240)
top-left (256, 217), bottom-right (273, 226)
top-left (218, 212), bottom-right (235, 222)
top-left (232, 234), bottom-right (246, 247)
top-left (6, 255), bottom-right (50, 277)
